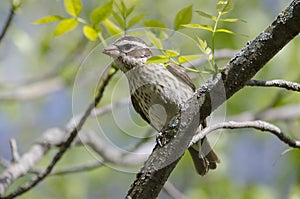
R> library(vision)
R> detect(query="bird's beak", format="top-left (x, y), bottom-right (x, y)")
top-left (103, 45), bottom-right (119, 58)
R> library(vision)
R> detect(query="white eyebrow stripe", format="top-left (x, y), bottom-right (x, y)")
top-left (116, 40), bottom-right (148, 48)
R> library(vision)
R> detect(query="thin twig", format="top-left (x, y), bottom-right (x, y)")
top-left (0, 77), bottom-right (64, 102)
top-left (1, 67), bottom-right (118, 199)
top-left (91, 98), bottom-right (129, 116)
top-left (190, 120), bottom-right (300, 149)
top-left (247, 79), bottom-right (300, 92)
top-left (9, 139), bottom-right (20, 163)
top-left (50, 161), bottom-right (104, 176)
top-left (0, 5), bottom-right (15, 44)
top-left (182, 49), bottom-right (236, 68)
top-left (163, 181), bottom-right (188, 199)
top-left (0, 158), bottom-right (10, 168)
top-left (228, 103), bottom-right (300, 122)
top-left (0, 97), bottom-right (140, 195)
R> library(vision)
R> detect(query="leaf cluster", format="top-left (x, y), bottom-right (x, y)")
top-left (33, 0), bottom-right (243, 75)
top-left (182, 0), bottom-right (246, 73)
top-left (33, 0), bottom-right (144, 42)
top-left (146, 32), bottom-right (202, 73)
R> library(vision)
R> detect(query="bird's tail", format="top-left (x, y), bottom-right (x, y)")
top-left (188, 136), bottom-right (220, 176)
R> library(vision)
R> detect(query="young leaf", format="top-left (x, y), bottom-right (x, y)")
top-left (195, 10), bottom-right (216, 21)
top-left (182, 24), bottom-right (213, 32)
top-left (90, 1), bottom-right (113, 25)
top-left (182, 67), bottom-right (201, 73)
top-left (146, 55), bottom-right (169, 64)
top-left (196, 37), bottom-right (207, 50)
top-left (114, 1), bottom-right (125, 18)
top-left (178, 55), bottom-right (202, 64)
top-left (33, 15), bottom-right (63, 24)
top-left (165, 50), bottom-right (180, 57)
top-left (126, 5), bottom-right (136, 17)
top-left (215, 28), bottom-right (235, 34)
top-left (174, 5), bottom-right (192, 30)
top-left (219, 18), bottom-right (239, 22)
top-left (146, 31), bottom-right (163, 50)
top-left (216, 0), bottom-right (233, 14)
top-left (112, 11), bottom-right (125, 27)
top-left (103, 19), bottom-right (123, 35)
top-left (83, 25), bottom-right (98, 41)
top-left (120, 0), bottom-right (127, 16)
top-left (127, 14), bottom-right (145, 28)
top-left (64, 0), bottom-right (82, 17)
top-left (143, 20), bottom-right (166, 28)
top-left (54, 18), bottom-right (78, 36)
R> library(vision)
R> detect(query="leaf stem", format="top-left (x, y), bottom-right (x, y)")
top-left (211, 12), bottom-right (222, 72)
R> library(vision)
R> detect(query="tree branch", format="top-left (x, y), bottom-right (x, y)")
top-left (0, 77), bottom-right (65, 102)
top-left (0, 97), bottom-right (144, 197)
top-left (190, 120), bottom-right (300, 148)
top-left (126, 1), bottom-right (300, 198)
top-left (163, 181), bottom-right (188, 199)
top-left (0, 67), bottom-right (118, 199)
top-left (228, 103), bottom-right (300, 121)
top-left (0, 4), bottom-right (15, 44)
top-left (247, 79), bottom-right (300, 91)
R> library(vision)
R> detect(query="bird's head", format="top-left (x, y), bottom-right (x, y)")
top-left (103, 36), bottom-right (153, 72)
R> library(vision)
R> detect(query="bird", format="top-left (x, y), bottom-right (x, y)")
top-left (103, 35), bottom-right (219, 175)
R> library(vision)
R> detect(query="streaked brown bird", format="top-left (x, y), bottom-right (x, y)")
top-left (103, 36), bottom-right (219, 175)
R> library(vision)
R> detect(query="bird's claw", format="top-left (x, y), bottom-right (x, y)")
top-left (156, 132), bottom-right (165, 147)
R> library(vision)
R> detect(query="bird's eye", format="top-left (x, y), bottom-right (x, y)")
top-left (120, 44), bottom-right (133, 51)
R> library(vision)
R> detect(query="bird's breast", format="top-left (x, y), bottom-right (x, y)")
top-left (126, 64), bottom-right (194, 130)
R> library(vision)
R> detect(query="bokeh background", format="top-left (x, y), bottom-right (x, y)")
top-left (0, 0), bottom-right (300, 198)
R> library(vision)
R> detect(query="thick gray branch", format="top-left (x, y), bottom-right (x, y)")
top-left (126, 1), bottom-right (300, 198)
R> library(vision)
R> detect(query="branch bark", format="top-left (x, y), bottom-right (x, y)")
top-left (126, 0), bottom-right (300, 198)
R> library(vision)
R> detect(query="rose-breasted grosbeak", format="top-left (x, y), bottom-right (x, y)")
top-left (103, 36), bottom-right (219, 175)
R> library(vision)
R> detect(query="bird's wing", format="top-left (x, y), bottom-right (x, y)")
top-left (131, 93), bottom-right (151, 124)
top-left (166, 63), bottom-right (196, 91)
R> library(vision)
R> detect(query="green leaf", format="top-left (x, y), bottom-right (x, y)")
top-left (220, 18), bottom-right (247, 23)
top-left (64, 0), bottom-right (82, 17)
top-left (165, 50), bottom-right (180, 57)
top-left (103, 19), bottom-right (123, 35)
top-left (90, 1), bottom-right (113, 25)
top-left (195, 10), bottom-right (216, 21)
top-left (146, 31), bottom-right (163, 50)
top-left (216, 0), bottom-right (233, 14)
top-left (126, 5), bottom-right (136, 17)
top-left (114, 1), bottom-right (124, 17)
top-left (196, 37), bottom-right (212, 57)
top-left (174, 5), bottom-right (192, 30)
top-left (196, 37), bottom-right (207, 50)
top-left (182, 24), bottom-right (213, 32)
top-left (182, 67), bottom-right (201, 73)
top-left (178, 55), bottom-right (202, 63)
top-left (219, 18), bottom-right (239, 22)
top-left (33, 15), bottom-right (63, 24)
top-left (215, 28), bottom-right (235, 34)
top-left (112, 11), bottom-right (125, 27)
top-left (83, 25), bottom-right (98, 41)
top-left (54, 18), bottom-right (78, 36)
top-left (143, 20), bottom-right (166, 28)
top-left (146, 55), bottom-right (169, 64)
top-left (127, 14), bottom-right (144, 28)
top-left (121, 1), bottom-right (127, 15)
